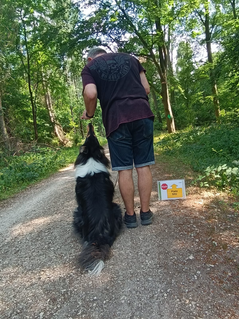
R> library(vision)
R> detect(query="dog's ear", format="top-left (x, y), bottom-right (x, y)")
top-left (80, 146), bottom-right (88, 154)
top-left (97, 149), bottom-right (105, 158)
top-left (95, 148), bottom-right (104, 159)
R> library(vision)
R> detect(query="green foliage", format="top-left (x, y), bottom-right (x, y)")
top-left (195, 162), bottom-right (239, 195)
top-left (156, 124), bottom-right (239, 195)
top-left (0, 145), bottom-right (79, 200)
top-left (220, 109), bottom-right (239, 126)
top-left (72, 133), bottom-right (82, 146)
top-left (174, 41), bottom-right (220, 130)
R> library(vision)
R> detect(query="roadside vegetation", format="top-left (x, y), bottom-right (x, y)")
top-left (0, 135), bottom-right (107, 201)
top-left (1, 123), bottom-right (239, 204)
top-left (0, 145), bottom-right (78, 200)
top-left (155, 123), bottom-right (239, 200)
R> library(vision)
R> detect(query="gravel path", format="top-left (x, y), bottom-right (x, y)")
top-left (0, 148), bottom-right (239, 319)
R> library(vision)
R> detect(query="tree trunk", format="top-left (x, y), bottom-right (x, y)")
top-left (167, 25), bottom-right (176, 106)
top-left (66, 72), bottom-right (76, 135)
top-left (0, 91), bottom-right (11, 151)
top-left (44, 88), bottom-right (69, 145)
top-left (151, 89), bottom-right (162, 124)
top-left (230, 0), bottom-right (237, 19)
top-left (155, 16), bottom-right (176, 133)
top-left (73, 76), bottom-right (84, 138)
top-left (205, 12), bottom-right (220, 119)
top-left (161, 80), bottom-right (176, 132)
top-left (22, 23), bottom-right (38, 140)
top-left (150, 52), bottom-right (175, 132)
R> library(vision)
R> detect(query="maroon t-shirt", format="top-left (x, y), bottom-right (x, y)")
top-left (81, 52), bottom-right (154, 137)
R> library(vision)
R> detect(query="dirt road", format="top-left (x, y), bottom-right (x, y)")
top-left (0, 148), bottom-right (239, 319)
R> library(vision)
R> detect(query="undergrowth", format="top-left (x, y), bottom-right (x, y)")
top-left (0, 145), bottom-right (79, 201)
top-left (0, 133), bottom-right (108, 201)
top-left (155, 123), bottom-right (239, 196)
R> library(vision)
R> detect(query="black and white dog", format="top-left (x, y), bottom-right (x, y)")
top-left (73, 123), bottom-right (122, 275)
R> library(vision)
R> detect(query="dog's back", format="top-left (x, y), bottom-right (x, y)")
top-left (73, 123), bottom-right (122, 275)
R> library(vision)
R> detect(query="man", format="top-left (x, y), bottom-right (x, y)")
top-left (81, 47), bottom-right (155, 228)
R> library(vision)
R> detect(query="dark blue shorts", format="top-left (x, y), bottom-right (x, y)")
top-left (107, 118), bottom-right (155, 171)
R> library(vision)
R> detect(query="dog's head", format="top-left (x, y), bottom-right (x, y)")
top-left (75, 123), bottom-right (110, 167)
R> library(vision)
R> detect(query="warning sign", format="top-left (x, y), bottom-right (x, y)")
top-left (157, 179), bottom-right (186, 201)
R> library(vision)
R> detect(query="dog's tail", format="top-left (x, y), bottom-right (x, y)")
top-left (79, 242), bottom-right (111, 275)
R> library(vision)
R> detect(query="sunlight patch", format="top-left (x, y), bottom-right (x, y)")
top-left (1, 264), bottom-right (73, 286)
top-left (11, 215), bottom-right (60, 237)
top-left (59, 164), bottom-right (74, 172)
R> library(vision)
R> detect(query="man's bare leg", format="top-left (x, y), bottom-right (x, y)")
top-left (136, 166), bottom-right (152, 212)
top-left (118, 169), bottom-right (135, 215)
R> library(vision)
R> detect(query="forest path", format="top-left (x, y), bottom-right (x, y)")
top-left (0, 147), bottom-right (239, 319)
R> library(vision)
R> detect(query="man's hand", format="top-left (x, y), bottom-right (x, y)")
top-left (81, 110), bottom-right (93, 120)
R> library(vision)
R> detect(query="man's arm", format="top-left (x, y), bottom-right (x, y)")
top-left (140, 71), bottom-right (150, 95)
top-left (81, 83), bottom-right (97, 119)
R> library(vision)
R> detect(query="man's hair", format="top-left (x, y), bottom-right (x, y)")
top-left (87, 47), bottom-right (107, 59)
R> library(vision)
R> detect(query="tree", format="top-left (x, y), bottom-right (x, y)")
top-left (174, 41), bottom-right (196, 128)
top-left (74, 0), bottom-right (177, 133)
top-left (0, 0), bottom-right (18, 151)
top-left (195, 0), bottom-right (220, 119)
top-left (0, 91), bottom-right (10, 150)
top-left (1, 0), bottom-right (84, 145)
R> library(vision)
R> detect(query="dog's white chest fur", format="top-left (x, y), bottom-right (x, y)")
top-left (75, 158), bottom-right (109, 178)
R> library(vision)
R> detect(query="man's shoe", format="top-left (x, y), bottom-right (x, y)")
top-left (140, 210), bottom-right (153, 225)
top-left (124, 212), bottom-right (138, 228)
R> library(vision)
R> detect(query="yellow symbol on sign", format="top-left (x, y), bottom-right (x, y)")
top-left (167, 184), bottom-right (183, 198)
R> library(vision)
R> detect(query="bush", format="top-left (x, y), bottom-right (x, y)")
top-left (195, 161), bottom-right (239, 195)
top-left (155, 124), bottom-right (239, 195)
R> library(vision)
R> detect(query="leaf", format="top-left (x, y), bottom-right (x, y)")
top-left (232, 167), bottom-right (239, 175)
